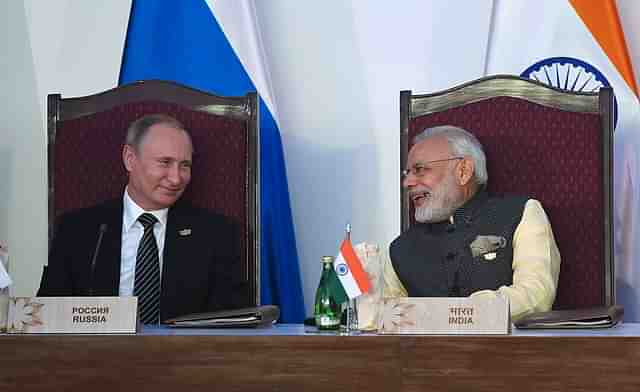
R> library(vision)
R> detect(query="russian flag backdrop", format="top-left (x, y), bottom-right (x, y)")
top-left (119, 0), bottom-right (305, 322)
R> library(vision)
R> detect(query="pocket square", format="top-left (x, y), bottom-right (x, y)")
top-left (178, 228), bottom-right (192, 236)
top-left (470, 235), bottom-right (506, 258)
top-left (483, 252), bottom-right (497, 261)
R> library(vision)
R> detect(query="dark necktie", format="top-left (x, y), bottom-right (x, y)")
top-left (134, 213), bottom-right (160, 324)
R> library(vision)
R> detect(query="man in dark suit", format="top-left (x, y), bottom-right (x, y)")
top-left (39, 114), bottom-right (244, 323)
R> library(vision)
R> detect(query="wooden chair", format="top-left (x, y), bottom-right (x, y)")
top-left (400, 75), bottom-right (614, 309)
top-left (46, 80), bottom-right (260, 306)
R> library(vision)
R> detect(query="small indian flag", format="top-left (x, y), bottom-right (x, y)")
top-left (334, 238), bottom-right (371, 299)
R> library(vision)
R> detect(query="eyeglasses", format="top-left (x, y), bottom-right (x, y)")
top-left (402, 157), bottom-right (463, 178)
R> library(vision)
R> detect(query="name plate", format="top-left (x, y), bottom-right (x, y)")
top-left (378, 296), bottom-right (510, 335)
top-left (7, 297), bottom-right (137, 334)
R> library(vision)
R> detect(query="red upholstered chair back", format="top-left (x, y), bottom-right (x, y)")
top-left (400, 75), bottom-right (614, 310)
top-left (48, 80), bottom-right (259, 305)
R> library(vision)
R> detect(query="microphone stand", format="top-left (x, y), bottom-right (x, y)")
top-left (88, 224), bottom-right (107, 296)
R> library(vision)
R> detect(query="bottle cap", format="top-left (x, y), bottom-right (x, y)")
top-left (320, 256), bottom-right (334, 263)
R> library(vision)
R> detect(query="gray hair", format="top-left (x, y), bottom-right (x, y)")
top-left (126, 114), bottom-right (191, 151)
top-left (413, 125), bottom-right (488, 185)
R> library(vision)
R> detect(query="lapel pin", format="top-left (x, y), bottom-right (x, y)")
top-left (178, 228), bottom-right (192, 237)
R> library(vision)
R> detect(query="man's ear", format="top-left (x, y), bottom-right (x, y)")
top-left (456, 157), bottom-right (475, 186)
top-left (122, 145), bottom-right (135, 172)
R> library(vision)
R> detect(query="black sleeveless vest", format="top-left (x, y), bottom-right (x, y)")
top-left (390, 190), bottom-right (528, 297)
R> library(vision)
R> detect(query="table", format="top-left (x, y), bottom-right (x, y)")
top-left (2, 323), bottom-right (639, 391)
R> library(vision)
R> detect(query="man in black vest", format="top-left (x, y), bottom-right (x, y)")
top-left (386, 125), bottom-right (560, 320)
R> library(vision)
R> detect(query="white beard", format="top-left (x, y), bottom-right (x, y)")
top-left (413, 172), bottom-right (463, 223)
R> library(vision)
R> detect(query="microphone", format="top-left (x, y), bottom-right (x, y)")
top-left (89, 224), bottom-right (108, 296)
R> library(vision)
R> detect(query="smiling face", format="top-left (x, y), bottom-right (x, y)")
top-left (403, 136), bottom-right (466, 223)
top-left (123, 123), bottom-right (193, 210)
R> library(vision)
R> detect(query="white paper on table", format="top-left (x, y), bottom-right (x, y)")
top-left (354, 242), bottom-right (383, 331)
top-left (0, 246), bottom-right (11, 289)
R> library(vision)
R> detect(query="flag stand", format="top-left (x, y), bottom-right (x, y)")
top-left (340, 223), bottom-right (360, 335)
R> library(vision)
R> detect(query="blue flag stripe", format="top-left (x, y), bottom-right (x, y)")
top-left (119, 0), bottom-right (305, 322)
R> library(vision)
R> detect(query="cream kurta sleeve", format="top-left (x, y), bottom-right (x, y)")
top-left (470, 199), bottom-right (561, 321)
top-left (382, 246), bottom-right (408, 298)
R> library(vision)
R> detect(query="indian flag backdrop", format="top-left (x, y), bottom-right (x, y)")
top-left (485, 0), bottom-right (640, 319)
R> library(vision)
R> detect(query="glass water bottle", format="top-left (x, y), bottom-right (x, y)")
top-left (314, 256), bottom-right (342, 330)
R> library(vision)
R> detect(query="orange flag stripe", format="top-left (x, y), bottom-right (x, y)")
top-left (569, 0), bottom-right (638, 96)
top-left (341, 240), bottom-right (371, 293)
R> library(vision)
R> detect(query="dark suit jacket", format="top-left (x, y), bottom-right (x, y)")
top-left (38, 199), bottom-right (247, 321)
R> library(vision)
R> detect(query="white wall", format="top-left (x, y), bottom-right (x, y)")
top-left (618, 0), bottom-right (640, 89)
top-left (0, 2), bottom-right (43, 295)
top-left (0, 0), bottom-right (130, 296)
top-left (614, 0), bottom-right (640, 320)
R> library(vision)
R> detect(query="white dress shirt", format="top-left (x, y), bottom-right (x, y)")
top-left (119, 188), bottom-right (169, 296)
